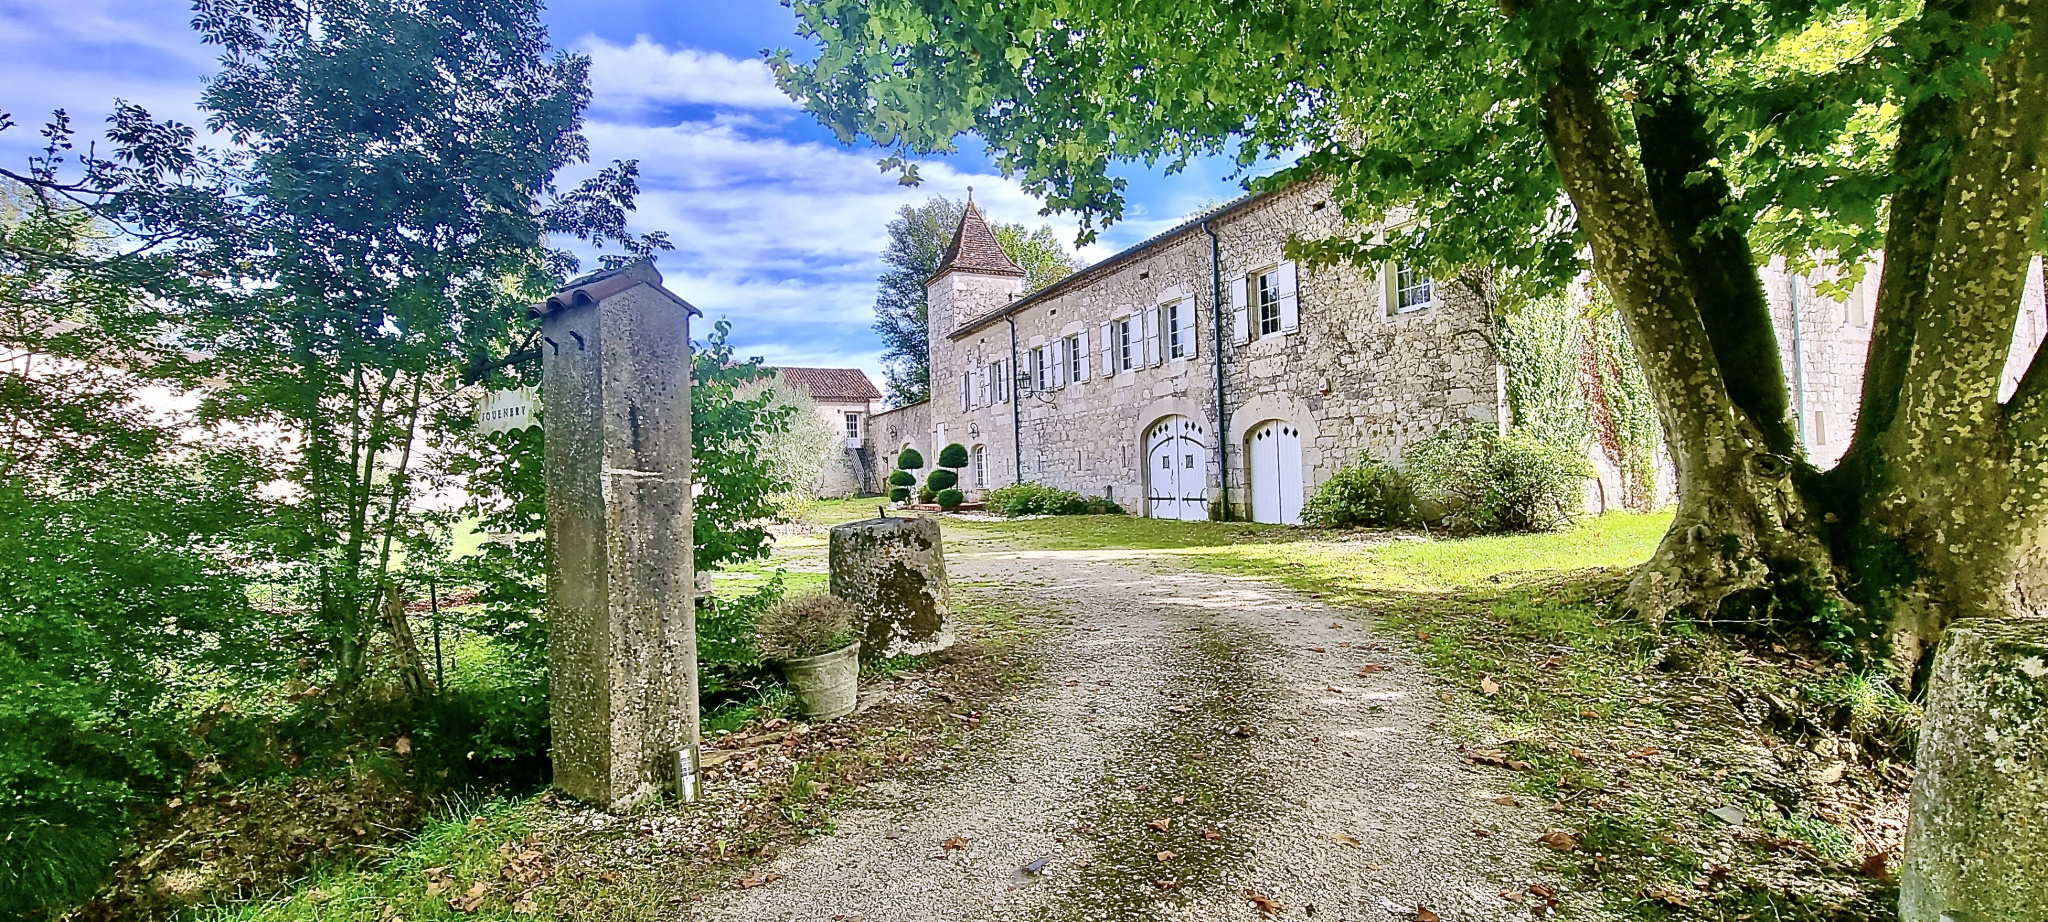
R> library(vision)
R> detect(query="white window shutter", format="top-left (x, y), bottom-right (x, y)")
top-left (1076, 329), bottom-right (1090, 380)
top-left (1178, 299), bottom-right (1197, 359)
top-left (1230, 274), bottom-right (1250, 344)
top-left (1053, 339), bottom-right (1067, 387)
top-left (1278, 260), bottom-right (1300, 333)
top-left (960, 371), bottom-right (971, 411)
top-left (1145, 306), bottom-right (1162, 366)
top-left (1100, 322), bottom-right (1115, 376)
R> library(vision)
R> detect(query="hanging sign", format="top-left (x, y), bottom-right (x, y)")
top-left (479, 386), bottom-right (539, 436)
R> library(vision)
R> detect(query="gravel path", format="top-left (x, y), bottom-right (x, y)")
top-left (691, 545), bottom-right (1548, 922)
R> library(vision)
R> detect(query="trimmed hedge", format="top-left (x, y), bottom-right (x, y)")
top-left (926, 468), bottom-right (958, 491)
top-left (935, 488), bottom-right (965, 510)
top-left (888, 486), bottom-right (911, 503)
top-left (985, 482), bottom-right (1125, 517)
top-left (887, 469), bottom-right (915, 487)
top-left (896, 448), bottom-right (924, 470)
top-left (937, 443), bottom-right (969, 468)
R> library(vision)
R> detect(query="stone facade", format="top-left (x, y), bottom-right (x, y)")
top-left (1758, 256), bottom-right (2046, 469)
top-left (771, 367), bottom-right (884, 498)
top-left (921, 181), bottom-right (1502, 521)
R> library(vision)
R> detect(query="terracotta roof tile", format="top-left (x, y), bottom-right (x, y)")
top-left (932, 201), bottom-right (1026, 280)
top-left (775, 366), bottom-right (882, 401)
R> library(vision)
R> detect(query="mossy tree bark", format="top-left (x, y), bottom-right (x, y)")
top-left (1529, 1), bottom-right (2048, 684)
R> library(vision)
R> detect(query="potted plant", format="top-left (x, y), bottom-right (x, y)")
top-left (755, 592), bottom-right (862, 720)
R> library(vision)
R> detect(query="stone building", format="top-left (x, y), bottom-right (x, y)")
top-left (869, 182), bottom-right (2048, 523)
top-left (873, 182), bottom-right (1505, 523)
top-left (770, 366), bottom-right (884, 498)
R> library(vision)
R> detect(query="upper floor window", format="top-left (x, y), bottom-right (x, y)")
top-left (1255, 268), bottom-right (1284, 335)
top-left (985, 360), bottom-right (1006, 404)
top-left (844, 412), bottom-right (860, 441)
top-left (1394, 262), bottom-right (1434, 313)
top-left (1117, 317), bottom-right (1135, 371)
top-left (1033, 345), bottom-right (1051, 390)
top-left (1165, 301), bottom-right (1185, 359)
top-left (1064, 333), bottom-right (1083, 383)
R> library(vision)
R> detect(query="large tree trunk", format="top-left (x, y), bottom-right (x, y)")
top-left (1529, 0), bottom-right (2048, 684)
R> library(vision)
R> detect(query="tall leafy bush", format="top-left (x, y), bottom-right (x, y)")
top-left (1404, 424), bottom-right (1590, 534)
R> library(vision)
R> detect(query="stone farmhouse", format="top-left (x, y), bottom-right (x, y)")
top-left (768, 366), bottom-right (884, 498)
top-left (870, 181), bottom-right (1503, 523)
top-left (866, 179), bottom-right (2048, 523)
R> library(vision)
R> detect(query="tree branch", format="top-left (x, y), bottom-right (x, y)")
top-left (1632, 81), bottom-right (1799, 457)
top-left (1535, 44), bottom-right (1746, 479)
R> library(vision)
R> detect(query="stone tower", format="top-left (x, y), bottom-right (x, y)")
top-left (926, 194), bottom-right (1026, 418)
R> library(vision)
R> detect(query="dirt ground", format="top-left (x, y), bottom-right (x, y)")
top-left (691, 545), bottom-right (1558, 922)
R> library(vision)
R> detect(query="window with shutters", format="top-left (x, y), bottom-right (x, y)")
top-left (1165, 301), bottom-right (1185, 359)
top-left (1032, 346), bottom-right (1050, 390)
top-left (1394, 262), bottom-right (1434, 313)
top-left (1064, 334), bottom-right (1082, 383)
top-left (986, 361), bottom-right (1006, 403)
top-left (1254, 268), bottom-right (1283, 335)
top-left (1117, 317), bottom-right (1135, 371)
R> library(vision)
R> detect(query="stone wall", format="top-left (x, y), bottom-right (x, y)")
top-left (868, 399), bottom-right (932, 476)
top-left (929, 180), bottom-right (1500, 518)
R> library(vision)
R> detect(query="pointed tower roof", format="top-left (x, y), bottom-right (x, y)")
top-left (931, 193), bottom-right (1026, 283)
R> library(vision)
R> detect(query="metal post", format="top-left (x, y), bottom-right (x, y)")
top-left (429, 578), bottom-right (444, 689)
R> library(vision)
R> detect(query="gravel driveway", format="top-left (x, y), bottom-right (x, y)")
top-left (691, 544), bottom-right (1549, 922)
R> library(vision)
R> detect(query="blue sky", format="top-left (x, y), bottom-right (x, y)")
top-left (0, 0), bottom-right (1273, 380)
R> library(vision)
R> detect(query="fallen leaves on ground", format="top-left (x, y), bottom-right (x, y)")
top-left (736, 872), bottom-right (782, 889)
top-left (1245, 888), bottom-right (1284, 915)
top-left (1332, 833), bottom-right (1361, 847)
top-left (1147, 818), bottom-right (1172, 832)
top-left (1357, 663), bottom-right (1387, 676)
top-left (942, 836), bottom-right (969, 850)
top-left (1413, 906), bottom-right (1442, 922)
top-left (1464, 748), bottom-right (1531, 771)
top-left (1156, 850), bottom-right (1175, 862)
top-left (1480, 675), bottom-right (1501, 696)
top-left (1536, 830), bottom-right (1580, 852)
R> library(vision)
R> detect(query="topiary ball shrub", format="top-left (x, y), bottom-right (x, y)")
top-left (926, 468), bottom-right (958, 491)
top-left (1403, 423), bottom-right (1590, 534)
top-left (1303, 460), bottom-right (1419, 528)
top-left (935, 488), bottom-right (965, 510)
top-left (937, 443), bottom-right (969, 468)
top-left (888, 486), bottom-right (911, 503)
top-left (887, 469), bottom-right (915, 487)
top-left (897, 447), bottom-right (924, 470)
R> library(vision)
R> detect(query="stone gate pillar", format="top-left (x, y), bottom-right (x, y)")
top-left (535, 259), bottom-right (701, 810)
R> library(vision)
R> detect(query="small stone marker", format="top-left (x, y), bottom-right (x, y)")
top-left (1901, 618), bottom-right (2048, 921)
top-left (829, 516), bottom-right (953, 660)
top-left (534, 259), bottom-right (701, 811)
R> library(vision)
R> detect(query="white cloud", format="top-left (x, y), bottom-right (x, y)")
top-left (577, 34), bottom-right (796, 114)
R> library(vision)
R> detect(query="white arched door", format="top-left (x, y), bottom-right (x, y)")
top-left (1145, 417), bottom-right (1210, 521)
top-left (1249, 420), bottom-right (1305, 525)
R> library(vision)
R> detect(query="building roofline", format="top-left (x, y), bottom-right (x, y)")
top-left (946, 187), bottom-right (1276, 341)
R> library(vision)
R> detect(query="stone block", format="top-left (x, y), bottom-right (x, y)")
top-left (829, 516), bottom-right (954, 660)
top-left (1902, 618), bottom-right (2048, 921)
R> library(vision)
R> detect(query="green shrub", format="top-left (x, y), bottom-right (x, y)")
top-left (926, 468), bottom-right (958, 491)
top-left (888, 486), bottom-right (911, 503)
top-left (1404, 423), bottom-right (1590, 534)
top-left (896, 447), bottom-right (924, 470)
top-left (935, 488), bottom-right (965, 509)
top-left (1303, 460), bottom-right (1419, 528)
top-left (887, 469), bottom-right (915, 487)
top-left (917, 482), bottom-right (937, 504)
top-left (984, 482), bottom-right (1125, 517)
top-left (937, 443), bottom-right (969, 468)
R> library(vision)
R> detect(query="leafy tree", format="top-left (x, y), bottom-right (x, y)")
top-left (745, 371), bottom-right (842, 510)
top-left (0, 186), bottom-right (271, 917)
top-left (3, 0), bottom-right (664, 691)
top-left (776, 0), bottom-right (2048, 680)
top-left (872, 196), bottom-right (1076, 404)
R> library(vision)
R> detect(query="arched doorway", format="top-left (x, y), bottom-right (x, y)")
top-left (1248, 419), bottom-right (1304, 525)
top-left (1145, 416), bottom-right (1209, 521)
